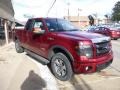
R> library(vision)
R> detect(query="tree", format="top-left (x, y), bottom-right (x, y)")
top-left (104, 14), bottom-right (108, 18)
top-left (112, 1), bottom-right (120, 22)
top-left (88, 15), bottom-right (94, 26)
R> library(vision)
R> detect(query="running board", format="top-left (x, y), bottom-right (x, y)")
top-left (25, 49), bottom-right (50, 65)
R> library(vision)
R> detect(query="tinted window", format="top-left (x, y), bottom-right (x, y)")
top-left (45, 19), bottom-right (58, 32)
top-left (25, 19), bottom-right (34, 31)
top-left (99, 27), bottom-right (104, 30)
top-left (57, 19), bottom-right (77, 31)
top-left (94, 27), bottom-right (99, 31)
top-left (45, 19), bottom-right (78, 32)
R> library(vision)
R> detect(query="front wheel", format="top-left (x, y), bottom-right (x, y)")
top-left (15, 39), bottom-right (24, 53)
top-left (50, 53), bottom-right (73, 81)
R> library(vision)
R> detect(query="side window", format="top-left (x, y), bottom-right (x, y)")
top-left (99, 27), bottom-right (104, 31)
top-left (95, 28), bottom-right (99, 31)
top-left (45, 19), bottom-right (58, 32)
top-left (100, 27), bottom-right (105, 31)
top-left (34, 20), bottom-right (44, 30)
top-left (25, 19), bottom-right (34, 31)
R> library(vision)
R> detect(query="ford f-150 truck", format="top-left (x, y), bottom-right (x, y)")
top-left (14, 18), bottom-right (113, 81)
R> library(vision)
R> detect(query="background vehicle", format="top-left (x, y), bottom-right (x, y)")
top-left (14, 18), bottom-right (113, 81)
top-left (88, 26), bottom-right (120, 40)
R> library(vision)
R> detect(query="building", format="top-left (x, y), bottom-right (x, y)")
top-left (64, 16), bottom-right (90, 28)
top-left (0, 0), bottom-right (14, 46)
top-left (64, 16), bottom-right (108, 29)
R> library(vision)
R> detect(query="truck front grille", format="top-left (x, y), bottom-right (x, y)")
top-left (95, 41), bottom-right (111, 56)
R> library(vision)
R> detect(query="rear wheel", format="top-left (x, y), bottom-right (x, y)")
top-left (50, 53), bottom-right (73, 81)
top-left (15, 39), bottom-right (24, 53)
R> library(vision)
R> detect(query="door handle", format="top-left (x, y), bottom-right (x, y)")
top-left (48, 37), bottom-right (54, 40)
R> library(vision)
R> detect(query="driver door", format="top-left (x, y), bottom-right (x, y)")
top-left (27, 19), bottom-right (46, 56)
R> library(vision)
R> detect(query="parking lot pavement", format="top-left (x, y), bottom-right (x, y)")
top-left (0, 43), bottom-right (59, 90)
top-left (0, 43), bottom-right (47, 90)
top-left (0, 41), bottom-right (120, 90)
top-left (111, 40), bottom-right (120, 71)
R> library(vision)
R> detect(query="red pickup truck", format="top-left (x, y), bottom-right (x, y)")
top-left (14, 18), bottom-right (113, 81)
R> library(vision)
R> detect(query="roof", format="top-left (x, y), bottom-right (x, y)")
top-left (0, 0), bottom-right (14, 21)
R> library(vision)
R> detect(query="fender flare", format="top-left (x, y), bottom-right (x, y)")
top-left (48, 45), bottom-right (74, 62)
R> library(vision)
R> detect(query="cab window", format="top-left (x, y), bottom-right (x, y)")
top-left (33, 20), bottom-right (44, 30)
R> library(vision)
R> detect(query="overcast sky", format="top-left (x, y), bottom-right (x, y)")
top-left (12, 0), bottom-right (119, 21)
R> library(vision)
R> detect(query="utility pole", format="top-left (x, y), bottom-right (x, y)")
top-left (78, 8), bottom-right (81, 17)
top-left (78, 8), bottom-right (82, 26)
top-left (67, 2), bottom-right (70, 20)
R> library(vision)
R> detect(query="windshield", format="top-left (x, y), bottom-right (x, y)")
top-left (45, 19), bottom-right (79, 32)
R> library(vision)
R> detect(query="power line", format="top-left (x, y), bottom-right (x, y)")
top-left (46, 0), bottom-right (57, 17)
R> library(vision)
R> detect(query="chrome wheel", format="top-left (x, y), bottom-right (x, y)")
top-left (51, 53), bottom-right (73, 81)
top-left (54, 58), bottom-right (67, 77)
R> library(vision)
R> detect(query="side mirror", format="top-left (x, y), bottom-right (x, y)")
top-left (50, 28), bottom-right (55, 32)
top-left (33, 28), bottom-right (45, 35)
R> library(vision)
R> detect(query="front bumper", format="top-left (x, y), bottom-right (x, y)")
top-left (73, 51), bottom-right (113, 73)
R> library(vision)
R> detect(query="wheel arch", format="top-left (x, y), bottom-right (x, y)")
top-left (48, 45), bottom-right (74, 62)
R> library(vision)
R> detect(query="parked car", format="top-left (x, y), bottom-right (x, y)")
top-left (14, 18), bottom-right (113, 81)
top-left (82, 25), bottom-right (97, 31)
top-left (113, 24), bottom-right (120, 29)
top-left (88, 26), bottom-right (120, 40)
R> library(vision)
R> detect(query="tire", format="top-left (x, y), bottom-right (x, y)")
top-left (15, 39), bottom-right (24, 53)
top-left (114, 38), bottom-right (118, 40)
top-left (50, 53), bottom-right (73, 81)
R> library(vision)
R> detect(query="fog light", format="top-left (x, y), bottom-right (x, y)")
top-left (85, 66), bottom-right (92, 71)
top-left (85, 66), bottom-right (89, 71)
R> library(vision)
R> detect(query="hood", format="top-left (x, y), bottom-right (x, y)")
top-left (57, 31), bottom-right (110, 43)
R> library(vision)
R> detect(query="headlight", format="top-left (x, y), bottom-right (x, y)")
top-left (77, 42), bottom-right (93, 58)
